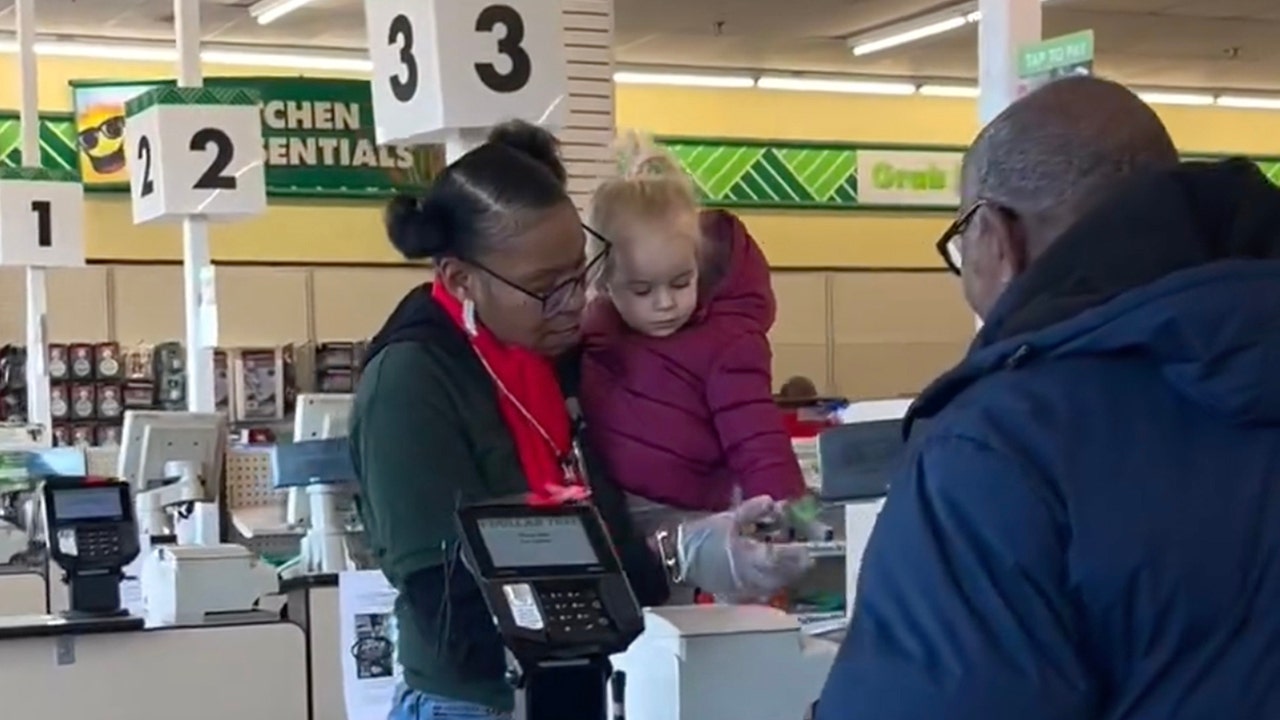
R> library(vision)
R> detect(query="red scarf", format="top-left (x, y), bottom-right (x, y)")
top-left (431, 284), bottom-right (589, 505)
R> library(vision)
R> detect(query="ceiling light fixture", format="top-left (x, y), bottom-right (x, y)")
top-left (1215, 95), bottom-right (1280, 110)
top-left (612, 71), bottom-right (755, 89)
top-left (757, 76), bottom-right (916, 95)
top-left (849, 0), bottom-right (1052, 57)
top-left (851, 15), bottom-right (970, 56)
top-left (0, 35), bottom-right (372, 71)
top-left (918, 84), bottom-right (980, 98)
top-left (249, 0), bottom-right (321, 26)
top-left (1138, 92), bottom-right (1215, 106)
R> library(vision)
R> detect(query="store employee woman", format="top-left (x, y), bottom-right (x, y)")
top-left (351, 121), bottom-right (811, 720)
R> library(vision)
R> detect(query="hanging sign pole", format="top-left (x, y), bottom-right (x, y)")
top-left (11, 0), bottom-right (88, 441)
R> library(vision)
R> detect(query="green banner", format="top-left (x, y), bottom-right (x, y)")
top-left (71, 78), bottom-right (444, 198)
top-left (660, 138), bottom-right (1280, 211)
top-left (1018, 30), bottom-right (1095, 79)
top-left (661, 139), bottom-right (961, 211)
top-left (0, 112), bottom-right (78, 172)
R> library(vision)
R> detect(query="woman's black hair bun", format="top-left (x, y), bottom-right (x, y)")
top-left (384, 194), bottom-right (450, 260)
top-left (488, 119), bottom-right (567, 185)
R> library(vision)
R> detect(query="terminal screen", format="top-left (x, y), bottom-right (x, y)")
top-left (52, 486), bottom-right (125, 522)
top-left (476, 515), bottom-right (600, 568)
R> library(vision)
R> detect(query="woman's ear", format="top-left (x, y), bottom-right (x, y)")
top-left (434, 257), bottom-right (472, 302)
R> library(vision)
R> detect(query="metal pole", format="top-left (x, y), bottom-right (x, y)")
top-left (174, 0), bottom-right (222, 547)
top-left (175, 0), bottom-right (215, 414)
top-left (16, 0), bottom-right (51, 437)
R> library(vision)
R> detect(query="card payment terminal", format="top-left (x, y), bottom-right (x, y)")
top-left (42, 479), bottom-right (140, 617)
top-left (456, 500), bottom-right (645, 720)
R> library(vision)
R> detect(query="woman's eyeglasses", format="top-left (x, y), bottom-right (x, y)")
top-left (470, 225), bottom-right (612, 318)
top-left (935, 199), bottom-right (986, 275)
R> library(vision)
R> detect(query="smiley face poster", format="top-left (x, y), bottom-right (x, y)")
top-left (71, 82), bottom-right (163, 186)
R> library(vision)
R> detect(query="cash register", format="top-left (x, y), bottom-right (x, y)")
top-left (456, 500), bottom-right (644, 720)
top-left (42, 479), bottom-right (141, 621)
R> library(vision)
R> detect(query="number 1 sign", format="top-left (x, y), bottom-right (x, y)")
top-left (124, 86), bottom-right (268, 225)
top-left (0, 167), bottom-right (86, 268)
top-left (365, 0), bottom-right (569, 146)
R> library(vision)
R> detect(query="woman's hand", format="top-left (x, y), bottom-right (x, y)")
top-left (676, 495), bottom-right (814, 601)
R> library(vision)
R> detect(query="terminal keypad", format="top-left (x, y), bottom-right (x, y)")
top-left (74, 525), bottom-right (123, 564)
top-left (540, 581), bottom-right (611, 640)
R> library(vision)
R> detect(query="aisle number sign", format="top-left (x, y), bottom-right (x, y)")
top-left (1018, 30), bottom-right (1095, 95)
top-left (124, 86), bottom-right (268, 224)
top-left (0, 166), bottom-right (85, 268)
top-left (364, 0), bottom-right (569, 145)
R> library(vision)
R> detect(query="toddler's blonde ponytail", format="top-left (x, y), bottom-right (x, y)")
top-left (589, 132), bottom-right (702, 281)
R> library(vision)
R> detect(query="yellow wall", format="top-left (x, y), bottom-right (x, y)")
top-left (615, 85), bottom-right (1280, 268)
top-left (8, 56), bottom-right (1280, 268)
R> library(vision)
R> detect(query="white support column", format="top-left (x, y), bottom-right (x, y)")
top-left (977, 0), bottom-right (1042, 124)
top-left (16, 0), bottom-right (51, 436)
top-left (175, 0), bottom-right (216, 414)
top-left (174, 0), bottom-right (222, 546)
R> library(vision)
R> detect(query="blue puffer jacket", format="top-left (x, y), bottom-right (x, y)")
top-left (816, 159), bottom-right (1280, 720)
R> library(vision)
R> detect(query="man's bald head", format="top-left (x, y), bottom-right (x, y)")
top-left (961, 76), bottom-right (1179, 246)
top-left (953, 77), bottom-right (1179, 319)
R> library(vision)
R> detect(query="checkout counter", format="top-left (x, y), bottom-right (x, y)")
top-left (282, 398), bottom-right (906, 720)
top-left (0, 567), bottom-right (44, 615)
top-left (0, 412), bottom-right (307, 720)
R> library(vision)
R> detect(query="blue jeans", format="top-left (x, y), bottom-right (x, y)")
top-left (388, 685), bottom-right (511, 720)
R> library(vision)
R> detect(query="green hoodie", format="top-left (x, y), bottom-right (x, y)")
top-left (351, 286), bottom-right (668, 711)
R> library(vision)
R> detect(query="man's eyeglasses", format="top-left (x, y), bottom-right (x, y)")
top-left (935, 199), bottom-right (987, 275)
top-left (469, 225), bottom-right (612, 318)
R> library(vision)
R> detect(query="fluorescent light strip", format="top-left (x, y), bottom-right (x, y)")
top-left (250, 0), bottom-right (320, 26)
top-left (852, 16), bottom-right (968, 56)
top-left (202, 49), bottom-right (371, 72)
top-left (1139, 92), bottom-right (1215, 106)
top-left (757, 76), bottom-right (916, 95)
top-left (1216, 95), bottom-right (1280, 110)
top-left (851, 0), bottom-right (1053, 57)
top-left (0, 37), bottom-right (372, 71)
top-left (918, 84), bottom-right (979, 98)
top-left (613, 71), bottom-right (754, 88)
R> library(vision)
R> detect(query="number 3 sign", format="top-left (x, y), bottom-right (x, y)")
top-left (364, 0), bottom-right (569, 146)
top-left (124, 86), bottom-right (268, 225)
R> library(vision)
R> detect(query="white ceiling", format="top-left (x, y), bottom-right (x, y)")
top-left (4, 0), bottom-right (1280, 91)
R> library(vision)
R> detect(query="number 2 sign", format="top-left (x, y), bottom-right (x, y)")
top-left (365, 0), bottom-right (569, 146)
top-left (124, 86), bottom-right (268, 225)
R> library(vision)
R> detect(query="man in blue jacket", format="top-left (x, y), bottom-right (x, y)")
top-left (817, 76), bottom-right (1280, 719)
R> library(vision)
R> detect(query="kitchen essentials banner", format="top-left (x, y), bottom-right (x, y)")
top-left (71, 77), bottom-right (444, 198)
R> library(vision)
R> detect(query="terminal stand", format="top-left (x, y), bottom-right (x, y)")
top-left (65, 569), bottom-right (129, 617)
top-left (519, 658), bottom-right (612, 720)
